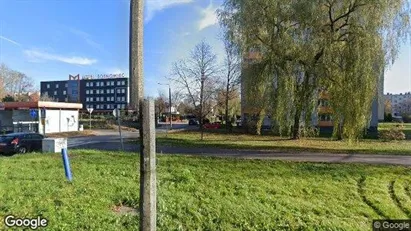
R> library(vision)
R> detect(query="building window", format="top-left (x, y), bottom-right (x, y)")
top-left (47, 84), bottom-right (50, 89)
top-left (100, 97), bottom-right (104, 101)
top-left (89, 90), bottom-right (93, 94)
top-left (86, 98), bottom-right (89, 102)
top-left (96, 82), bottom-right (100, 87)
top-left (56, 84), bottom-right (59, 88)
top-left (111, 97), bottom-right (114, 101)
top-left (111, 89), bottom-right (114, 94)
top-left (121, 89), bottom-right (125, 94)
top-left (96, 97), bottom-right (100, 102)
top-left (96, 105), bottom-right (100, 109)
top-left (86, 90), bottom-right (90, 94)
top-left (107, 97), bottom-right (110, 101)
top-left (122, 81), bottom-right (125, 85)
top-left (122, 97), bottom-right (125, 102)
top-left (86, 82), bottom-right (89, 87)
top-left (54, 91), bottom-right (57, 96)
top-left (117, 89), bottom-right (121, 93)
top-left (90, 97), bottom-right (93, 102)
top-left (111, 81), bottom-right (114, 86)
top-left (96, 90), bottom-right (100, 94)
top-left (65, 83), bottom-right (68, 88)
top-left (117, 104), bottom-right (121, 109)
top-left (63, 90), bottom-right (66, 95)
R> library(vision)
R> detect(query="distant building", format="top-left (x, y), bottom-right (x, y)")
top-left (40, 74), bottom-right (129, 112)
top-left (384, 92), bottom-right (411, 116)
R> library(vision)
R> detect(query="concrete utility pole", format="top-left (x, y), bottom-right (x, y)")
top-left (130, 1), bottom-right (156, 230)
top-left (139, 99), bottom-right (156, 231)
top-left (129, 0), bottom-right (144, 115)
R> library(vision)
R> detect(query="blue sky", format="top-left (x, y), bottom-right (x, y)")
top-left (0, 0), bottom-right (409, 96)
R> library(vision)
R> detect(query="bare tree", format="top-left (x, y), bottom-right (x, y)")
top-left (221, 38), bottom-right (241, 131)
top-left (155, 91), bottom-right (168, 118)
top-left (0, 63), bottom-right (34, 99)
top-left (171, 41), bottom-right (220, 140)
top-left (39, 92), bottom-right (58, 102)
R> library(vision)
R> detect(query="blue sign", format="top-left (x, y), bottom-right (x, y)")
top-left (30, 109), bottom-right (37, 119)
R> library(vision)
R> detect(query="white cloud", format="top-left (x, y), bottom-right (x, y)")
top-left (24, 49), bottom-right (97, 66)
top-left (198, 2), bottom-right (219, 31)
top-left (146, 0), bottom-right (193, 22)
top-left (105, 67), bottom-right (128, 75)
top-left (0, 35), bottom-right (21, 47)
top-left (69, 28), bottom-right (105, 53)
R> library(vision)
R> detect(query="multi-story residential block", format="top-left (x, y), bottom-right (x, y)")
top-left (384, 92), bottom-right (411, 116)
top-left (40, 74), bottom-right (129, 112)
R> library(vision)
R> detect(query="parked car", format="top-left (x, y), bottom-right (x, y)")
top-left (0, 132), bottom-right (44, 156)
top-left (188, 119), bottom-right (199, 125)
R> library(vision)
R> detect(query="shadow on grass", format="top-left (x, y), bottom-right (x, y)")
top-left (156, 137), bottom-right (411, 155)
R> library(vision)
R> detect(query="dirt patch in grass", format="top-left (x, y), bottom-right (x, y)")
top-left (109, 124), bottom-right (138, 132)
top-left (112, 205), bottom-right (138, 216)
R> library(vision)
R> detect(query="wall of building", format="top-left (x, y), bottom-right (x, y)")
top-left (0, 110), bottom-right (14, 130)
top-left (38, 109), bottom-right (79, 133)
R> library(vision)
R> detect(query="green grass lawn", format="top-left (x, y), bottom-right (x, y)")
top-left (1, 150), bottom-right (411, 230)
top-left (155, 123), bottom-right (411, 155)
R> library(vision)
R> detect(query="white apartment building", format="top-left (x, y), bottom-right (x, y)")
top-left (384, 92), bottom-right (411, 116)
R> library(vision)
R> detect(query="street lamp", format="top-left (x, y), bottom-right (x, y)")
top-left (158, 82), bottom-right (172, 130)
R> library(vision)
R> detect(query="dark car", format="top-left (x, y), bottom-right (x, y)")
top-left (0, 132), bottom-right (44, 156)
top-left (188, 119), bottom-right (199, 125)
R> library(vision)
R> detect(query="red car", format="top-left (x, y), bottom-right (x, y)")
top-left (203, 123), bottom-right (221, 129)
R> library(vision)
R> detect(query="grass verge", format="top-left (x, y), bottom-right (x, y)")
top-left (0, 150), bottom-right (410, 230)
top-left (156, 130), bottom-right (411, 155)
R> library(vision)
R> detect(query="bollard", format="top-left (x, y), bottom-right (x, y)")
top-left (61, 148), bottom-right (73, 182)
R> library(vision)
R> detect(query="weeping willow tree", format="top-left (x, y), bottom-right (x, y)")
top-left (241, 59), bottom-right (272, 135)
top-left (320, 0), bottom-right (410, 142)
top-left (218, 0), bottom-right (325, 138)
top-left (219, 0), bottom-right (410, 139)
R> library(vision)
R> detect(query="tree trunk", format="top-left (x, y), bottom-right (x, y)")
top-left (336, 121), bottom-right (343, 140)
top-left (199, 77), bottom-right (205, 140)
top-left (292, 109), bottom-right (301, 139)
top-left (225, 83), bottom-right (230, 133)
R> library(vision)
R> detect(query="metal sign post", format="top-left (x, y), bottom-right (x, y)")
top-left (41, 107), bottom-right (46, 136)
top-left (113, 108), bottom-right (124, 151)
top-left (87, 108), bottom-right (94, 130)
top-left (30, 109), bottom-right (37, 132)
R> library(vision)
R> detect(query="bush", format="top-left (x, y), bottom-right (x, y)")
top-left (402, 114), bottom-right (411, 123)
top-left (300, 126), bottom-right (319, 138)
top-left (379, 124), bottom-right (406, 141)
top-left (384, 113), bottom-right (393, 122)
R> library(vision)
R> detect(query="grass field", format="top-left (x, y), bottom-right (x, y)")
top-left (155, 123), bottom-right (411, 155)
top-left (1, 150), bottom-right (411, 230)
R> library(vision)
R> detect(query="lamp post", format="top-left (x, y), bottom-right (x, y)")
top-left (158, 83), bottom-right (172, 130)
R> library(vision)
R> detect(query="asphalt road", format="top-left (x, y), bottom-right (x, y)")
top-left (66, 130), bottom-right (411, 166)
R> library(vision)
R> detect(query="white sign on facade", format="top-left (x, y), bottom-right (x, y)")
top-left (82, 73), bottom-right (125, 80)
top-left (87, 108), bottom-right (94, 114)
